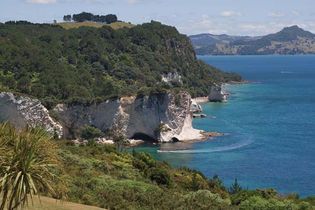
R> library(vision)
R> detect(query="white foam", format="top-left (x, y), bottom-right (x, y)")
top-left (280, 71), bottom-right (294, 74)
top-left (157, 137), bottom-right (253, 154)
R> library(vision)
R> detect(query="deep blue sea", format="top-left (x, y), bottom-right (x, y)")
top-left (134, 55), bottom-right (315, 197)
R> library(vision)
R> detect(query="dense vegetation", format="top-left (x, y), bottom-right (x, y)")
top-left (59, 142), bottom-right (315, 209)
top-left (0, 21), bottom-right (240, 108)
top-left (1, 123), bottom-right (315, 209)
top-left (0, 123), bottom-right (63, 210)
top-left (63, 12), bottom-right (118, 24)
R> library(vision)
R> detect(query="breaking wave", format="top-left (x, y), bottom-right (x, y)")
top-left (280, 71), bottom-right (294, 74)
top-left (157, 137), bottom-right (253, 154)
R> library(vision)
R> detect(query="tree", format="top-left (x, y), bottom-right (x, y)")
top-left (80, 125), bottom-right (103, 140)
top-left (0, 123), bottom-right (64, 210)
top-left (63, 15), bottom-right (71, 22)
top-left (111, 111), bottom-right (129, 152)
top-left (72, 12), bottom-right (94, 22)
top-left (105, 14), bottom-right (118, 24)
top-left (229, 178), bottom-right (242, 194)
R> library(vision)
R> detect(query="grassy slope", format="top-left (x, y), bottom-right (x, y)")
top-left (25, 196), bottom-right (104, 210)
top-left (57, 21), bottom-right (134, 30)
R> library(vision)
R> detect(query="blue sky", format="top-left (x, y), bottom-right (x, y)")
top-left (1, 0), bottom-right (315, 35)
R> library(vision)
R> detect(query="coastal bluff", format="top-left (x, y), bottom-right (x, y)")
top-left (0, 92), bottom-right (63, 137)
top-left (0, 91), bottom-right (204, 143)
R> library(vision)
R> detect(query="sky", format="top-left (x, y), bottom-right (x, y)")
top-left (1, 0), bottom-right (315, 36)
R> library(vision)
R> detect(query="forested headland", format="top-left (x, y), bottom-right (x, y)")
top-left (0, 20), bottom-right (240, 108)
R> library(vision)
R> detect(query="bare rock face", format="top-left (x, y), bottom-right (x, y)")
top-left (190, 99), bottom-right (203, 113)
top-left (53, 100), bottom-right (120, 138)
top-left (161, 72), bottom-right (183, 85)
top-left (54, 92), bottom-right (204, 142)
top-left (0, 91), bottom-right (204, 143)
top-left (0, 92), bottom-right (63, 137)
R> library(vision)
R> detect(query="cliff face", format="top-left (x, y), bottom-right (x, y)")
top-left (53, 91), bottom-right (203, 142)
top-left (0, 91), bottom-right (203, 142)
top-left (0, 92), bottom-right (63, 137)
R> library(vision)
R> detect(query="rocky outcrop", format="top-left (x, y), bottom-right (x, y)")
top-left (54, 92), bottom-right (204, 142)
top-left (0, 91), bottom-right (204, 143)
top-left (161, 72), bottom-right (183, 85)
top-left (0, 92), bottom-right (63, 137)
top-left (190, 99), bottom-right (203, 113)
top-left (209, 85), bottom-right (227, 102)
top-left (53, 99), bottom-right (120, 138)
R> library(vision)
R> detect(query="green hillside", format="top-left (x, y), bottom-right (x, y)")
top-left (1, 124), bottom-right (315, 210)
top-left (0, 21), bottom-right (240, 108)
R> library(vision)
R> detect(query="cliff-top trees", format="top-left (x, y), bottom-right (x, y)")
top-left (70, 12), bottom-right (118, 24)
top-left (0, 123), bottom-right (64, 210)
top-left (63, 15), bottom-right (71, 22)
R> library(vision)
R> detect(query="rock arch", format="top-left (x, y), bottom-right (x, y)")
top-left (131, 132), bottom-right (157, 142)
top-left (171, 137), bottom-right (180, 142)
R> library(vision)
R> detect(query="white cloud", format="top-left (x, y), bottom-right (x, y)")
top-left (26, 0), bottom-right (56, 4)
top-left (127, 0), bottom-right (140, 4)
top-left (220, 11), bottom-right (242, 17)
top-left (292, 11), bottom-right (300, 16)
top-left (268, 12), bottom-right (285, 18)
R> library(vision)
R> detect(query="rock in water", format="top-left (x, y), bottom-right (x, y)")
top-left (209, 85), bottom-right (227, 102)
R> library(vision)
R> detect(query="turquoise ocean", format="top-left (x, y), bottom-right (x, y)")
top-left (134, 55), bottom-right (315, 197)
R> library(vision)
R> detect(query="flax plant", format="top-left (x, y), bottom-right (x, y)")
top-left (0, 123), bottom-right (62, 210)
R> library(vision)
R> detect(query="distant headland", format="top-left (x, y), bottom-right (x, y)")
top-left (190, 25), bottom-right (315, 55)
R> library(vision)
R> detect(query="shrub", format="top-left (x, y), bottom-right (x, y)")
top-left (0, 123), bottom-right (65, 209)
top-left (80, 125), bottom-right (103, 140)
top-left (239, 196), bottom-right (299, 210)
top-left (180, 190), bottom-right (231, 210)
top-left (148, 167), bottom-right (171, 186)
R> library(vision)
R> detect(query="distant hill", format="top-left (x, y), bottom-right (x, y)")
top-left (190, 25), bottom-right (315, 55)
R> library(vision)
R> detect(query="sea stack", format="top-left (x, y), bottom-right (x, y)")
top-left (208, 84), bottom-right (228, 102)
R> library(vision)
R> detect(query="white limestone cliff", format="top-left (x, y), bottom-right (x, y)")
top-left (0, 92), bottom-right (63, 138)
top-left (54, 91), bottom-right (204, 142)
top-left (0, 91), bottom-right (204, 143)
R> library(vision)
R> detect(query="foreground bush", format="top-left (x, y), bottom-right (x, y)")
top-left (58, 143), bottom-right (315, 210)
top-left (0, 123), bottom-right (64, 210)
top-left (2, 130), bottom-right (314, 210)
